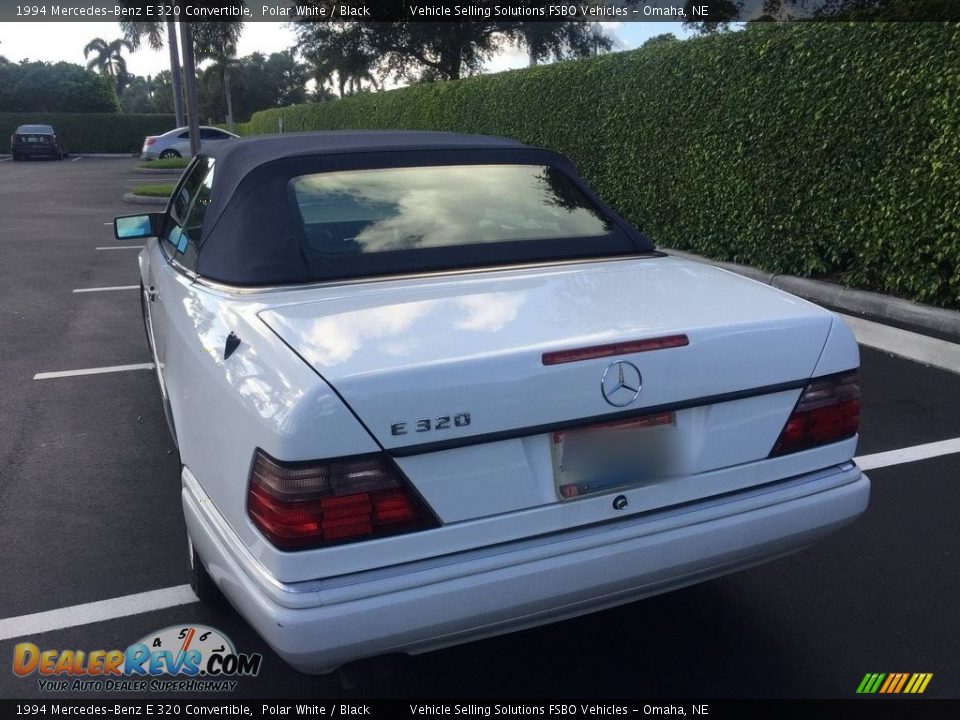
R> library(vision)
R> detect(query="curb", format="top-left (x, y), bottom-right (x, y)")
top-left (123, 193), bottom-right (168, 206)
top-left (77, 153), bottom-right (139, 158)
top-left (662, 248), bottom-right (960, 341)
top-left (133, 167), bottom-right (184, 175)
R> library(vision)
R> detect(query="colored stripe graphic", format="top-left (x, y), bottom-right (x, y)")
top-left (892, 673), bottom-right (910, 693)
top-left (857, 672), bottom-right (932, 694)
top-left (878, 674), bottom-right (895, 693)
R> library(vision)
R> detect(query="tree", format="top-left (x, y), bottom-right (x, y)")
top-left (194, 51), bottom-right (308, 123)
top-left (121, 17), bottom-right (185, 127)
top-left (148, 70), bottom-right (176, 114)
top-left (83, 37), bottom-right (133, 92)
top-left (642, 33), bottom-right (680, 48)
top-left (295, 2), bottom-right (612, 84)
top-left (0, 61), bottom-right (120, 112)
top-left (521, 20), bottom-right (613, 66)
top-left (262, 50), bottom-right (309, 107)
top-left (193, 22), bottom-right (244, 127)
top-left (303, 30), bottom-right (379, 97)
top-left (681, 0), bottom-right (939, 30)
top-left (681, 1), bottom-right (744, 34)
top-left (118, 74), bottom-right (158, 113)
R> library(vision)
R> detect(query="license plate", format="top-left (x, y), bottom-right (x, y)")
top-left (551, 411), bottom-right (675, 500)
top-left (26, 137), bottom-right (40, 143)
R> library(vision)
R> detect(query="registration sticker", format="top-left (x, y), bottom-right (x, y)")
top-left (551, 411), bottom-right (675, 500)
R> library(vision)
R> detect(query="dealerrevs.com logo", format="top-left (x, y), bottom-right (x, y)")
top-left (13, 625), bottom-right (262, 692)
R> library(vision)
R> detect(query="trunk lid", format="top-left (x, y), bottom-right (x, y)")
top-left (252, 256), bottom-right (855, 579)
top-left (16, 134), bottom-right (50, 144)
top-left (259, 256), bottom-right (833, 453)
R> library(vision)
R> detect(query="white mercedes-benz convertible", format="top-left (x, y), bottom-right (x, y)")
top-left (114, 131), bottom-right (869, 674)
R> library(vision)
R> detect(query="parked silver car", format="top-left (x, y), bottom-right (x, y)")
top-left (141, 126), bottom-right (238, 160)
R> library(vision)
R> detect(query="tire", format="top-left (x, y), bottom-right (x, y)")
top-left (188, 536), bottom-right (226, 607)
top-left (159, 149), bottom-right (181, 159)
top-left (139, 282), bottom-right (152, 350)
top-left (12, 153), bottom-right (21, 161)
top-left (141, 281), bottom-right (180, 451)
top-left (337, 655), bottom-right (410, 692)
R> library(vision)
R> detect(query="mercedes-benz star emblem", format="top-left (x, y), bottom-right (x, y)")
top-left (600, 361), bottom-right (642, 407)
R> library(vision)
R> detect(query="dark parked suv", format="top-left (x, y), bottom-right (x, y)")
top-left (10, 124), bottom-right (66, 161)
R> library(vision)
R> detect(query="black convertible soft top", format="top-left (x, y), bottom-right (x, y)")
top-left (189, 130), bottom-right (653, 285)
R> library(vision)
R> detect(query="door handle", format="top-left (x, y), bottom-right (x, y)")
top-left (147, 286), bottom-right (158, 302)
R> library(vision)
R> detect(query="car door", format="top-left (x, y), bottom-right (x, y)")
top-left (145, 158), bottom-right (214, 411)
top-left (172, 130), bottom-right (191, 156)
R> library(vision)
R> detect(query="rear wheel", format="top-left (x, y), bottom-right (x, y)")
top-left (188, 536), bottom-right (226, 607)
top-left (139, 282), bottom-right (152, 349)
top-left (12, 153), bottom-right (21, 161)
top-left (141, 281), bottom-right (180, 451)
top-left (337, 655), bottom-right (410, 692)
top-left (159, 149), bottom-right (181, 159)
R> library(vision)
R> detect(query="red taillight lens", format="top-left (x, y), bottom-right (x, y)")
top-left (247, 450), bottom-right (438, 549)
top-left (145, 137), bottom-right (156, 146)
top-left (770, 371), bottom-right (860, 456)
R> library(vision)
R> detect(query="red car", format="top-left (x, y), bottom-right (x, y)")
top-left (10, 124), bottom-right (66, 161)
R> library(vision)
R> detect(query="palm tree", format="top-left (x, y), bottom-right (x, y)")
top-left (121, 18), bottom-right (185, 127)
top-left (307, 43), bottom-right (379, 98)
top-left (83, 37), bottom-right (133, 91)
top-left (193, 22), bottom-right (244, 127)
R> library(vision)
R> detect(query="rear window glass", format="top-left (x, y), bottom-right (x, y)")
top-left (291, 164), bottom-right (612, 256)
top-left (16, 125), bottom-right (54, 134)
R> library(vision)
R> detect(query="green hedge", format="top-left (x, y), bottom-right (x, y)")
top-left (242, 23), bottom-right (960, 308)
top-left (1, 113), bottom-right (176, 154)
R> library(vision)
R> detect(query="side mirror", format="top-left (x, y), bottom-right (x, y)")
top-left (114, 213), bottom-right (162, 240)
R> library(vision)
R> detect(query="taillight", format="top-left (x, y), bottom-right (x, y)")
top-left (542, 334), bottom-right (689, 365)
top-left (145, 137), bottom-right (156, 147)
top-left (247, 449), bottom-right (438, 549)
top-left (770, 371), bottom-right (860, 456)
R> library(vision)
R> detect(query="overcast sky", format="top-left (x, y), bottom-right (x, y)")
top-left (0, 21), bottom-right (689, 78)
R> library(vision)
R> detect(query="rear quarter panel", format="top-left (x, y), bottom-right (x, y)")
top-left (157, 276), bottom-right (380, 557)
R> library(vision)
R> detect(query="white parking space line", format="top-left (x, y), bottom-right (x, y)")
top-left (855, 436), bottom-right (960, 471)
top-left (71, 156), bottom-right (82, 162)
top-left (34, 363), bottom-right (154, 380)
top-left (96, 246), bottom-right (144, 251)
top-left (73, 285), bottom-right (139, 293)
top-left (840, 313), bottom-right (960, 375)
top-left (0, 586), bottom-right (197, 642)
top-left (102, 221), bottom-right (113, 225)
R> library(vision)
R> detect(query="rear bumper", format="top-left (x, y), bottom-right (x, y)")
top-left (13, 144), bottom-right (59, 157)
top-left (183, 462), bottom-right (869, 674)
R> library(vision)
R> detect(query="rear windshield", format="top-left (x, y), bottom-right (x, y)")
top-left (16, 125), bottom-right (54, 134)
top-left (291, 164), bottom-right (613, 256)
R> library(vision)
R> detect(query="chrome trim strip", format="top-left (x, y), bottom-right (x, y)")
top-left (192, 253), bottom-right (665, 296)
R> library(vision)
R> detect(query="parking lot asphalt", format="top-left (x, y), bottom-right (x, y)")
top-left (0, 157), bottom-right (957, 700)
